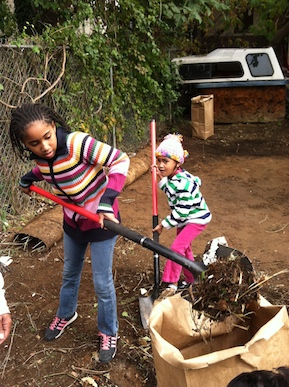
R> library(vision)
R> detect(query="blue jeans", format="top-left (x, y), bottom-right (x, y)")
top-left (57, 232), bottom-right (118, 336)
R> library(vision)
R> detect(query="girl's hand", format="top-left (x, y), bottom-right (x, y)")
top-left (0, 313), bottom-right (12, 345)
top-left (98, 212), bottom-right (119, 229)
top-left (153, 223), bottom-right (163, 235)
top-left (151, 164), bottom-right (162, 180)
top-left (21, 186), bottom-right (32, 196)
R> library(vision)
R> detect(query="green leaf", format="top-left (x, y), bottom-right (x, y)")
top-left (32, 46), bottom-right (40, 55)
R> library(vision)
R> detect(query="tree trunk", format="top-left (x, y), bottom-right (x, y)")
top-left (7, 0), bottom-right (15, 12)
top-left (271, 20), bottom-right (289, 46)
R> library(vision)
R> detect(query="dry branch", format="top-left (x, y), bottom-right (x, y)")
top-left (1, 321), bottom-right (18, 379)
top-left (33, 45), bottom-right (67, 103)
top-left (0, 45), bottom-right (67, 109)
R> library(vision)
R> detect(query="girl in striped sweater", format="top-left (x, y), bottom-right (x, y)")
top-left (153, 134), bottom-right (211, 294)
top-left (9, 103), bottom-right (130, 363)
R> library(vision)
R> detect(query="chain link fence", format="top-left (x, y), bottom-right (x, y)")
top-left (0, 45), bottom-right (149, 229)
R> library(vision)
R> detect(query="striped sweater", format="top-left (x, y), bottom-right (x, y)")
top-left (20, 127), bottom-right (130, 241)
top-left (159, 169), bottom-right (212, 229)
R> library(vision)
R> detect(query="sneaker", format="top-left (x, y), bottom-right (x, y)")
top-left (178, 281), bottom-right (191, 290)
top-left (98, 332), bottom-right (117, 363)
top-left (45, 312), bottom-right (78, 341)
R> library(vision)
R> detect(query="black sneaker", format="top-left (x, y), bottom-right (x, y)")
top-left (178, 281), bottom-right (190, 290)
top-left (98, 332), bottom-right (117, 363)
top-left (45, 312), bottom-right (78, 341)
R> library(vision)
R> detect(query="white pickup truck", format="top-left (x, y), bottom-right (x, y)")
top-left (172, 47), bottom-right (289, 123)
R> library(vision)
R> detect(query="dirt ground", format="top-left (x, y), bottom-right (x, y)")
top-left (1, 119), bottom-right (289, 387)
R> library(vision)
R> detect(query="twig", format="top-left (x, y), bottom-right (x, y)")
top-left (95, 102), bottom-right (102, 115)
top-left (0, 44), bottom-right (67, 109)
top-left (239, 269), bottom-right (289, 299)
top-left (259, 215), bottom-right (288, 233)
top-left (189, 308), bottom-right (209, 345)
top-left (132, 273), bottom-right (145, 291)
top-left (21, 77), bottom-right (51, 96)
top-left (0, 242), bottom-right (23, 246)
top-left (268, 223), bottom-right (288, 233)
top-left (33, 45), bottom-right (67, 103)
top-left (71, 365), bottom-right (112, 375)
top-left (32, 240), bottom-right (46, 252)
top-left (43, 370), bottom-right (79, 381)
top-left (23, 343), bottom-right (94, 365)
top-left (259, 215), bottom-right (268, 224)
top-left (234, 271), bottom-right (242, 302)
top-left (119, 296), bottom-right (138, 306)
top-left (23, 349), bottom-right (66, 365)
top-left (0, 100), bottom-right (16, 109)
top-left (20, 235), bottom-right (31, 250)
top-left (1, 321), bottom-right (18, 379)
top-left (25, 305), bottom-right (37, 332)
top-left (124, 318), bottom-right (138, 333)
top-left (120, 339), bottom-right (154, 360)
top-left (18, 282), bottom-right (45, 299)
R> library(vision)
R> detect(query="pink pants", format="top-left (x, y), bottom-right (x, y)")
top-left (161, 223), bottom-right (207, 284)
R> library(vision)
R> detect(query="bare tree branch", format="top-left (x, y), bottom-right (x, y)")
top-left (0, 100), bottom-right (18, 109)
top-left (0, 44), bottom-right (67, 109)
top-left (271, 20), bottom-right (289, 46)
top-left (33, 45), bottom-right (67, 103)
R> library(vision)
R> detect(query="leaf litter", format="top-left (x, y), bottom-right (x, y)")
top-left (182, 251), bottom-right (288, 323)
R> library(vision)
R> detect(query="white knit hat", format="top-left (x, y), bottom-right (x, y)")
top-left (155, 134), bottom-right (188, 164)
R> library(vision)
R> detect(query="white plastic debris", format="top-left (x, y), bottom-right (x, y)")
top-left (81, 376), bottom-right (98, 386)
top-left (202, 237), bottom-right (228, 266)
top-left (0, 256), bottom-right (13, 266)
top-left (140, 288), bottom-right (148, 296)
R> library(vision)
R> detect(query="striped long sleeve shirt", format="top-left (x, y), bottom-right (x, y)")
top-left (159, 169), bottom-right (212, 229)
top-left (20, 128), bottom-right (130, 241)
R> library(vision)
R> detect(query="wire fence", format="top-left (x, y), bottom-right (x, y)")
top-left (0, 45), bottom-right (149, 228)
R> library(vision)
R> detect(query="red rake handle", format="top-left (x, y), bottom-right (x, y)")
top-left (150, 119), bottom-right (158, 217)
top-left (29, 185), bottom-right (206, 275)
top-left (150, 119), bottom-right (160, 294)
top-left (30, 185), bottom-right (101, 222)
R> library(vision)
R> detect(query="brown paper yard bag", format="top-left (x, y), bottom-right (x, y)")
top-left (191, 95), bottom-right (214, 140)
top-left (149, 294), bottom-right (289, 387)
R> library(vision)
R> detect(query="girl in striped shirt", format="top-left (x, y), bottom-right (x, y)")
top-left (153, 134), bottom-right (211, 294)
top-left (9, 103), bottom-right (130, 363)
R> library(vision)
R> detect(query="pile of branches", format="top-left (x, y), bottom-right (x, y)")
top-left (186, 253), bottom-right (258, 321)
